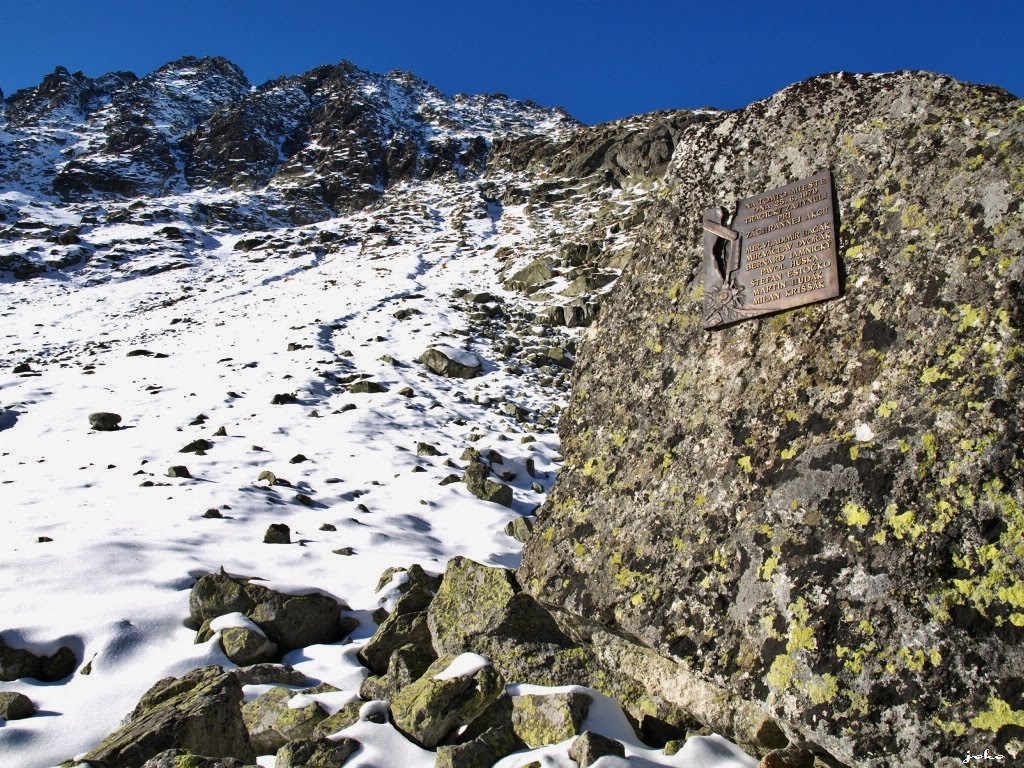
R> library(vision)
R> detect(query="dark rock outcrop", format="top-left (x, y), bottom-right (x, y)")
top-left (520, 71), bottom-right (1024, 767)
top-left (190, 569), bottom-right (347, 653)
top-left (83, 665), bottom-right (256, 766)
top-left (0, 636), bottom-right (77, 681)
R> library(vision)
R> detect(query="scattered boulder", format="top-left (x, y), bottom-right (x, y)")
top-left (347, 380), bottom-right (388, 393)
top-left (569, 731), bottom-right (626, 766)
top-left (89, 412), bottom-right (122, 431)
top-left (426, 557), bottom-right (582, 687)
top-left (390, 654), bottom-right (507, 748)
top-left (435, 723), bottom-right (521, 768)
top-left (505, 258), bottom-right (555, 293)
top-left (419, 346), bottom-right (483, 379)
top-left (358, 609), bottom-right (433, 674)
top-left (271, 393), bottom-right (299, 405)
top-left (220, 625), bottom-right (277, 667)
top-left (189, 569), bottom-right (347, 652)
top-left (504, 516), bottom-right (534, 543)
top-left (274, 737), bottom-right (360, 768)
top-left (242, 687), bottom-right (327, 754)
top-left (0, 691), bottom-right (35, 720)
top-left (312, 701), bottom-right (363, 738)
top-left (140, 750), bottom-right (253, 768)
top-left (180, 439), bottom-right (213, 453)
top-left (263, 523), bottom-right (291, 544)
top-left (167, 465), bottom-right (192, 478)
top-left (359, 642), bottom-right (436, 701)
top-left (510, 691), bottom-right (590, 747)
top-left (82, 665), bottom-right (255, 765)
top-left (0, 636), bottom-right (77, 682)
top-left (464, 462), bottom-right (513, 507)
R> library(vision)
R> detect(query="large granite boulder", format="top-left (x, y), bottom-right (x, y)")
top-left (190, 568), bottom-right (348, 653)
top-left (83, 665), bottom-right (255, 765)
top-left (520, 71), bottom-right (1024, 767)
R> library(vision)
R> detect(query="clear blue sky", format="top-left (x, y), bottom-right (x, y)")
top-left (1, 0), bottom-right (1021, 125)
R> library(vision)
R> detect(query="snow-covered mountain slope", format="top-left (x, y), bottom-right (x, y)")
top-left (0, 58), bottom-right (748, 768)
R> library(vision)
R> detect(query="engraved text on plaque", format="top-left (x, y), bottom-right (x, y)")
top-left (703, 169), bottom-right (841, 329)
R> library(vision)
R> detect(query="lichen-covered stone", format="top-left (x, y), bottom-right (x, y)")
top-left (189, 569), bottom-right (346, 653)
top-left (359, 642), bottom-right (436, 700)
top-left (519, 71), bottom-right (1024, 766)
top-left (83, 665), bottom-right (255, 765)
top-left (464, 462), bottom-right (513, 507)
top-left (358, 610), bottom-right (433, 675)
top-left (312, 701), bottom-right (363, 738)
top-left (427, 557), bottom-right (572, 660)
top-left (389, 654), bottom-right (507, 748)
top-left (220, 626), bottom-right (277, 666)
top-left (140, 750), bottom-right (255, 768)
top-left (273, 737), bottom-right (359, 768)
top-left (510, 691), bottom-right (590, 747)
top-left (569, 730), bottom-right (626, 766)
top-left (241, 686), bottom-right (327, 754)
top-left (435, 723), bottom-right (521, 768)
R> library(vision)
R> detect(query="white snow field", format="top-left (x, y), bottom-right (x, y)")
top-left (0, 178), bottom-right (756, 768)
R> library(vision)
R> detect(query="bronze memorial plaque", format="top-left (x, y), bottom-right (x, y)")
top-left (703, 169), bottom-right (840, 329)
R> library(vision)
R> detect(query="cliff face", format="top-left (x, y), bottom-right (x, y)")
top-left (520, 71), bottom-right (1024, 766)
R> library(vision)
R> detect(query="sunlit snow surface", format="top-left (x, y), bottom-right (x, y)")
top-left (0, 179), bottom-right (754, 768)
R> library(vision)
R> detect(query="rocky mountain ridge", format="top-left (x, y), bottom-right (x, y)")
top-left (2, 58), bottom-right (1021, 768)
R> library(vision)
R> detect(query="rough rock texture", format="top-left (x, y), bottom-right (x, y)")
top-left (0, 690), bottom-right (35, 720)
top-left (0, 636), bottom-right (77, 681)
top-left (139, 751), bottom-right (255, 768)
top-left (569, 730), bottom-right (626, 766)
top-left (510, 691), bottom-right (590, 747)
top-left (190, 569), bottom-right (346, 652)
top-left (389, 654), bottom-right (507, 748)
top-left (83, 665), bottom-right (256, 766)
top-left (420, 346), bottom-right (484, 379)
top-left (520, 72), bottom-right (1024, 767)
top-left (273, 737), bottom-right (360, 768)
top-left (242, 686), bottom-right (328, 754)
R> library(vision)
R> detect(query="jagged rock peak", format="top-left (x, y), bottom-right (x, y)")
top-left (1, 55), bottom-right (578, 209)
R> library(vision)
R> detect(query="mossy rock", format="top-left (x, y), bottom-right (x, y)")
top-left (359, 642), bottom-right (436, 700)
top-left (312, 701), bottom-right (363, 738)
top-left (139, 750), bottom-right (256, 768)
top-left (520, 71), bottom-right (1024, 766)
top-left (464, 462), bottom-right (513, 507)
top-left (220, 626), bottom-right (277, 666)
top-left (435, 723), bottom-right (521, 768)
top-left (510, 691), bottom-right (590, 747)
top-left (273, 737), bottom-right (360, 768)
top-left (242, 686), bottom-right (326, 754)
top-left (390, 654), bottom-right (507, 748)
top-left (83, 665), bottom-right (255, 765)
top-left (358, 610), bottom-right (433, 674)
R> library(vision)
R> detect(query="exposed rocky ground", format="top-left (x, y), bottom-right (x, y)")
top-left (1, 59), bottom-right (1020, 768)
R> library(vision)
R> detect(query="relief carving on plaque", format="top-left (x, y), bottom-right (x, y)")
top-left (703, 169), bottom-right (842, 329)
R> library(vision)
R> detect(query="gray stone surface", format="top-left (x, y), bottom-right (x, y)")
top-left (83, 665), bottom-right (255, 765)
top-left (519, 71), bottom-right (1024, 766)
top-left (0, 690), bottom-right (35, 720)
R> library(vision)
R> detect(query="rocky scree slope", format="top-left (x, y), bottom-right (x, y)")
top-left (0, 56), bottom-right (710, 768)
top-left (520, 71), bottom-right (1024, 767)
